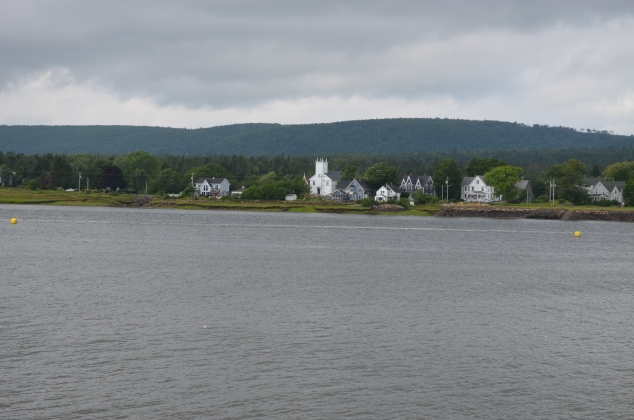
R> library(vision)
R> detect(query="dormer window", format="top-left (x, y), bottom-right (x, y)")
top-left (476, 180), bottom-right (479, 184)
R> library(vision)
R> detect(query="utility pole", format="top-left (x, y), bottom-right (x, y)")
top-left (550, 178), bottom-right (557, 206)
top-left (441, 185), bottom-right (444, 202)
top-left (87, 176), bottom-right (89, 190)
top-left (191, 172), bottom-right (195, 187)
top-left (78, 172), bottom-right (82, 192)
top-left (146, 180), bottom-right (148, 195)
top-left (445, 176), bottom-right (450, 202)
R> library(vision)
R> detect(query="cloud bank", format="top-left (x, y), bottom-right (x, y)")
top-left (1, 0), bottom-right (633, 133)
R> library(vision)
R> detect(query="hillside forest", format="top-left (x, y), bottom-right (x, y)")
top-left (1, 118), bottom-right (633, 155)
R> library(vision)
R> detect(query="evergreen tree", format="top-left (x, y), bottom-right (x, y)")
top-left (433, 159), bottom-right (462, 199)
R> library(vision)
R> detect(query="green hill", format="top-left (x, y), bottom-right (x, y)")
top-left (1, 119), bottom-right (632, 155)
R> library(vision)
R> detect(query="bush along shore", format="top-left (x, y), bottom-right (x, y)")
top-left (436, 205), bottom-right (634, 222)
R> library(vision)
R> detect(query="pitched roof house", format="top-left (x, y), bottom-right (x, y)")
top-left (589, 181), bottom-right (626, 204)
top-left (515, 179), bottom-right (534, 202)
top-left (400, 174), bottom-right (435, 195)
top-left (461, 175), bottom-right (501, 202)
top-left (326, 178), bottom-right (375, 201)
top-left (195, 177), bottom-right (231, 197)
top-left (375, 184), bottom-right (401, 202)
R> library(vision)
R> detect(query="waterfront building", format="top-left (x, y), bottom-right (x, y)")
top-left (375, 184), bottom-right (401, 202)
top-left (589, 181), bottom-right (625, 204)
top-left (308, 159), bottom-right (341, 196)
top-left (515, 179), bottom-right (534, 202)
top-left (195, 177), bottom-right (230, 197)
top-left (400, 174), bottom-right (435, 195)
top-left (326, 178), bottom-right (375, 202)
top-left (461, 175), bottom-right (501, 203)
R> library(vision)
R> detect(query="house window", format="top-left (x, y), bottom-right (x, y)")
top-left (476, 180), bottom-right (479, 184)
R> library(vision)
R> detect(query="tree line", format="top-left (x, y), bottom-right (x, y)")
top-left (1, 150), bottom-right (634, 204)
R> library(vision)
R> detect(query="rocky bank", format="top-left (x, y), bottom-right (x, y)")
top-left (436, 206), bottom-right (634, 222)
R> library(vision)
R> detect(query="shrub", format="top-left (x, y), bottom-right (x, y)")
top-left (412, 191), bottom-right (439, 205)
top-left (398, 197), bottom-right (411, 209)
top-left (361, 197), bottom-right (374, 207)
top-left (180, 185), bottom-right (194, 198)
top-left (595, 200), bottom-right (611, 206)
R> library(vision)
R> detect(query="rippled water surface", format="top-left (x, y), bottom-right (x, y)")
top-left (1, 205), bottom-right (634, 419)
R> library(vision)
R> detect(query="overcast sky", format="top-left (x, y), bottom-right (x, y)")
top-left (1, 0), bottom-right (633, 133)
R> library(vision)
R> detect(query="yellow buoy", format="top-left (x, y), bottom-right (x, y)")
top-left (203, 325), bottom-right (208, 329)
top-left (10, 218), bottom-right (17, 225)
top-left (574, 231), bottom-right (581, 237)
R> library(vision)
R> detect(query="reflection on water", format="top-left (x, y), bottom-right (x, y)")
top-left (1, 205), bottom-right (633, 419)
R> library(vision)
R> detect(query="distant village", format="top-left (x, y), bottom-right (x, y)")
top-left (193, 158), bottom-right (626, 206)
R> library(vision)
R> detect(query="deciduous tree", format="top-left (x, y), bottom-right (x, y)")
top-left (364, 162), bottom-right (398, 189)
top-left (484, 165), bottom-right (523, 203)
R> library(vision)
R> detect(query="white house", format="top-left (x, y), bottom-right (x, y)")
top-left (308, 159), bottom-right (341, 196)
top-left (400, 174), bottom-right (435, 195)
top-left (461, 175), bottom-right (501, 203)
top-left (285, 193), bottom-right (298, 201)
top-left (589, 181), bottom-right (625, 204)
top-left (195, 177), bottom-right (230, 197)
top-left (375, 184), bottom-right (401, 202)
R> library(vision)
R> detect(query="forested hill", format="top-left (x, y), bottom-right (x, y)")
top-left (1, 119), bottom-right (632, 155)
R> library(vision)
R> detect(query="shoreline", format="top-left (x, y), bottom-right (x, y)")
top-left (436, 206), bottom-right (634, 222)
top-left (2, 189), bottom-right (634, 221)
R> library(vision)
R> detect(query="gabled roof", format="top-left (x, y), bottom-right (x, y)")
top-left (356, 179), bottom-right (375, 193)
top-left (337, 179), bottom-right (352, 189)
top-left (401, 175), bottom-right (432, 183)
top-left (461, 175), bottom-right (487, 187)
top-left (515, 180), bottom-right (531, 189)
top-left (196, 177), bottom-right (227, 184)
top-left (599, 181), bottom-right (626, 191)
top-left (583, 177), bottom-right (601, 186)
top-left (324, 171), bottom-right (341, 181)
top-left (415, 175), bottom-right (432, 184)
top-left (381, 184), bottom-right (400, 192)
top-left (328, 189), bottom-right (351, 196)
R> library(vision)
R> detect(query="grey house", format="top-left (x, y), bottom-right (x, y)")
top-left (515, 179), bottom-right (534, 202)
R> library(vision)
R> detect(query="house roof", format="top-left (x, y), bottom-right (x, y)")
top-left (583, 177), bottom-right (601, 186)
top-left (196, 177), bottom-right (227, 184)
top-left (415, 175), bottom-right (432, 184)
top-left (600, 181), bottom-right (626, 191)
top-left (324, 171), bottom-right (341, 181)
top-left (337, 179), bottom-right (352, 189)
top-left (328, 189), bottom-right (350, 196)
top-left (356, 179), bottom-right (375, 193)
top-left (383, 184), bottom-right (400, 192)
top-left (515, 180), bottom-right (531, 189)
top-left (462, 176), bottom-right (475, 187)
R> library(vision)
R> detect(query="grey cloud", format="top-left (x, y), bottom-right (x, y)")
top-left (1, 1), bottom-right (634, 111)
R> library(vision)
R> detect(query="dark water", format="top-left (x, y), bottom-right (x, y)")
top-left (1, 205), bottom-right (633, 419)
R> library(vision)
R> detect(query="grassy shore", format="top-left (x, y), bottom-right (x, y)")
top-left (1, 187), bottom-right (631, 215)
top-left (0, 188), bottom-right (134, 206)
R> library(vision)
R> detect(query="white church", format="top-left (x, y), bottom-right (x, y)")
top-left (308, 159), bottom-right (341, 196)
